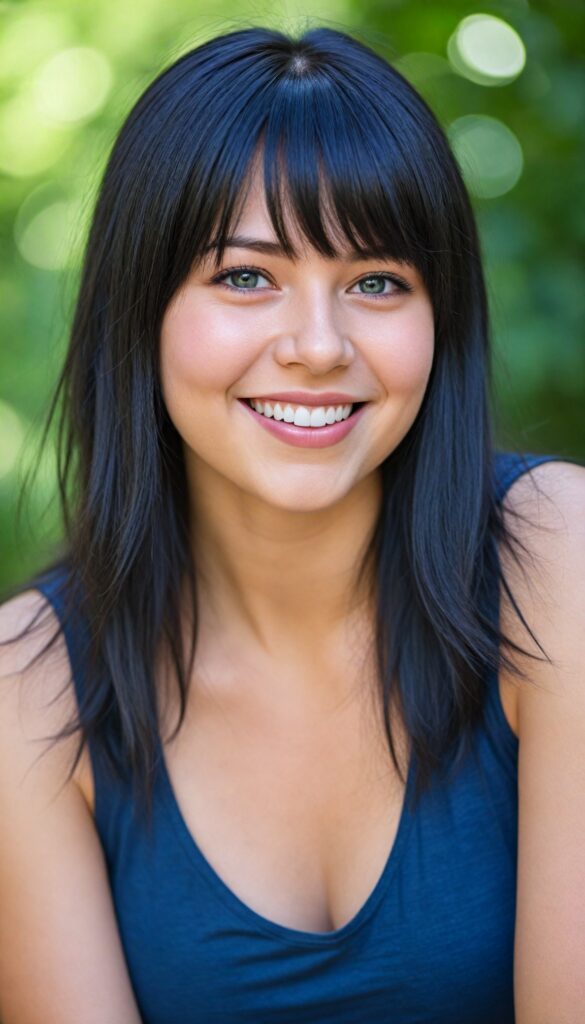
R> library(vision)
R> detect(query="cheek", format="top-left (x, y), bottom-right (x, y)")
top-left (159, 289), bottom-right (255, 399)
top-left (371, 303), bottom-right (435, 393)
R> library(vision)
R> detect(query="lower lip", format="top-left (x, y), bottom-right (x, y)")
top-left (237, 400), bottom-right (368, 448)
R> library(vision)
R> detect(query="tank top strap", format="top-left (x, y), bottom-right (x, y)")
top-left (492, 449), bottom-right (577, 504)
top-left (32, 563), bottom-right (90, 716)
top-left (31, 564), bottom-right (115, 828)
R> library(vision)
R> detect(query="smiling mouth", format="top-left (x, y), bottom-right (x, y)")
top-left (241, 398), bottom-right (366, 428)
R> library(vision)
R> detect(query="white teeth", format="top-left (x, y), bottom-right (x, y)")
top-left (293, 407), bottom-right (310, 427)
top-left (249, 399), bottom-right (353, 427)
top-left (308, 407), bottom-right (326, 428)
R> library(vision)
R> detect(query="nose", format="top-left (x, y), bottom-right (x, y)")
top-left (273, 288), bottom-right (354, 374)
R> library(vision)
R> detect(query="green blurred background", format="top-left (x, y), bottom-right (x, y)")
top-left (1, 0), bottom-right (583, 592)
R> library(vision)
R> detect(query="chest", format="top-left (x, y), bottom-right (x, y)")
top-left (160, 675), bottom-right (411, 935)
top-left (76, 659), bottom-right (520, 935)
top-left (102, 669), bottom-right (518, 1024)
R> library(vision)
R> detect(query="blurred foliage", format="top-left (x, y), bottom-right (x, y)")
top-left (0, 0), bottom-right (583, 591)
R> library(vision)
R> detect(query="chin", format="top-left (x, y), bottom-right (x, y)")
top-left (248, 475), bottom-right (356, 513)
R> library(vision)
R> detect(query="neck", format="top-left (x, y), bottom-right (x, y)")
top-left (186, 461), bottom-right (381, 671)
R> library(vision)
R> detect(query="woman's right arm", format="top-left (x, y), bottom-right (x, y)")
top-left (0, 591), bottom-right (143, 1024)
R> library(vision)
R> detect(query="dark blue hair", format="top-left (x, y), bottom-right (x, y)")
top-left (2, 25), bottom-right (548, 824)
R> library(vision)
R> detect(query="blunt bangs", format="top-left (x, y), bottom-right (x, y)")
top-left (201, 103), bottom-right (427, 279)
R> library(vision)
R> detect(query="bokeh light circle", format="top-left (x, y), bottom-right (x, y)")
top-left (448, 14), bottom-right (526, 86)
top-left (15, 195), bottom-right (85, 271)
top-left (31, 46), bottom-right (113, 123)
top-left (448, 114), bottom-right (524, 198)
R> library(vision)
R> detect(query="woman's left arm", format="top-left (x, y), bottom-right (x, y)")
top-left (504, 459), bottom-right (585, 1023)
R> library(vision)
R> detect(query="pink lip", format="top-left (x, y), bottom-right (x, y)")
top-left (243, 391), bottom-right (362, 407)
top-left (237, 398), bottom-right (368, 449)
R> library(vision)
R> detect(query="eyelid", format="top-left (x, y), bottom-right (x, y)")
top-left (210, 264), bottom-right (414, 296)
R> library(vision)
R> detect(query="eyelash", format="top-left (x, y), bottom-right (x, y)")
top-left (210, 264), bottom-right (413, 300)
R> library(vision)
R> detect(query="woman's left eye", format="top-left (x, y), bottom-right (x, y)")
top-left (352, 274), bottom-right (413, 298)
top-left (211, 266), bottom-right (412, 299)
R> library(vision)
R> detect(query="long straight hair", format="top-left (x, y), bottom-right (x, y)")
top-left (1, 24), bottom-right (551, 827)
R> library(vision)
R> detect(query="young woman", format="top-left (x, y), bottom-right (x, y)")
top-left (0, 24), bottom-right (583, 1024)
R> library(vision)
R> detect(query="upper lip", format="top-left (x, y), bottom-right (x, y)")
top-left (242, 391), bottom-right (365, 406)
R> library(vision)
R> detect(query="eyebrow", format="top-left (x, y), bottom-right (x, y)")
top-left (202, 235), bottom-right (403, 263)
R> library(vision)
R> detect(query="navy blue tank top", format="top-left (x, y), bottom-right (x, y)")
top-left (33, 450), bottom-right (569, 1023)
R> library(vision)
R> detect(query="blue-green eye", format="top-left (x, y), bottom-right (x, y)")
top-left (354, 274), bottom-right (412, 298)
top-left (215, 267), bottom-right (267, 290)
top-left (211, 265), bottom-right (413, 299)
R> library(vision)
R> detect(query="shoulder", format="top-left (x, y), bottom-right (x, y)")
top-left (498, 459), bottom-right (585, 1019)
top-left (495, 458), bottom-right (584, 733)
top-left (500, 456), bottom-right (585, 527)
top-left (0, 587), bottom-right (86, 799)
top-left (0, 587), bottom-right (68, 705)
top-left (0, 589), bottom-right (143, 1022)
top-left (498, 458), bottom-right (584, 694)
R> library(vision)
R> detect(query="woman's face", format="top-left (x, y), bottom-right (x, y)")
top-left (159, 170), bottom-right (435, 512)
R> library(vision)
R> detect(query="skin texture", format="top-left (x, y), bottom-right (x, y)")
top-left (159, 166), bottom-right (435, 700)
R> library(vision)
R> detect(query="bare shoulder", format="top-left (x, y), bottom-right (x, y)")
top-left (0, 589), bottom-right (73, 740)
top-left (0, 587), bottom-right (142, 1022)
top-left (497, 458), bottom-right (585, 706)
top-left (498, 459), bottom-right (585, 1021)
top-left (0, 587), bottom-right (82, 793)
top-left (501, 456), bottom-right (584, 530)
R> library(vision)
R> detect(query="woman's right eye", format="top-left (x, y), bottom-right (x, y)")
top-left (211, 266), bottom-right (270, 292)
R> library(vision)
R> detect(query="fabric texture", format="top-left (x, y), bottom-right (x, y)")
top-left (33, 450), bottom-right (572, 1023)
